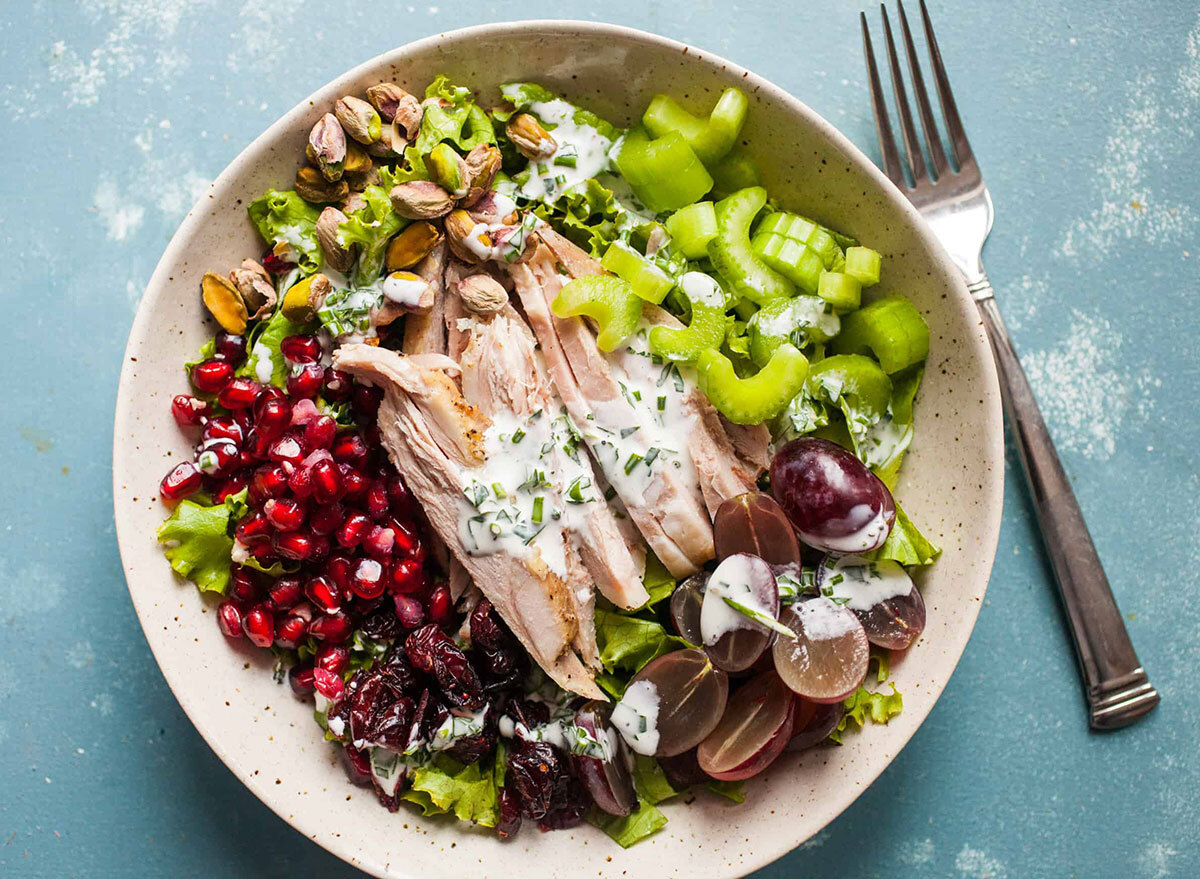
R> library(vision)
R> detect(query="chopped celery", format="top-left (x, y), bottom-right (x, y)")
top-left (844, 246), bottom-right (881, 286)
top-left (832, 295), bottom-right (930, 373)
top-left (697, 342), bottom-right (809, 425)
top-left (601, 241), bottom-right (675, 304)
top-left (648, 271), bottom-right (727, 362)
top-left (551, 275), bottom-right (643, 352)
top-left (665, 202), bottom-right (718, 259)
top-left (642, 88), bottom-right (748, 166)
top-left (750, 211), bottom-right (846, 294)
top-left (817, 270), bottom-right (862, 313)
top-left (747, 295), bottom-right (840, 366)
top-left (615, 127), bottom-right (713, 213)
top-left (707, 187), bottom-right (795, 305)
top-left (806, 354), bottom-right (893, 437)
top-left (710, 147), bottom-right (763, 198)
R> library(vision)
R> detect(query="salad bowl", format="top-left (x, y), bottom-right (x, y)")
top-left (113, 20), bottom-right (1003, 879)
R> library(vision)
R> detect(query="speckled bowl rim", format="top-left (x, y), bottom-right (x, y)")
top-left (114, 19), bottom-right (1004, 879)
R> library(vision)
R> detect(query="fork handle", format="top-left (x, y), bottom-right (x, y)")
top-left (972, 277), bottom-right (1159, 729)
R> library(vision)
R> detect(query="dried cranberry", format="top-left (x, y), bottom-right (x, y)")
top-left (446, 724), bottom-right (497, 765)
top-left (359, 608), bottom-right (403, 643)
top-left (376, 646), bottom-right (421, 693)
top-left (506, 740), bottom-right (561, 820)
top-left (368, 696), bottom-right (416, 751)
top-left (340, 745), bottom-right (373, 787)
top-left (406, 625), bottom-right (484, 710)
top-left (497, 787), bottom-right (522, 839)
top-left (348, 671), bottom-right (397, 745)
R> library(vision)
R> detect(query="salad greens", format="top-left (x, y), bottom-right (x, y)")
top-left (156, 489), bottom-right (247, 593)
top-left (247, 190), bottom-right (323, 274)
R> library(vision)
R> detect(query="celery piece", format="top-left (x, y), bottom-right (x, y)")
top-left (747, 295), bottom-right (840, 366)
top-left (817, 270), bottom-right (862, 313)
top-left (601, 241), bottom-right (675, 304)
top-left (709, 147), bottom-right (763, 198)
top-left (615, 127), bottom-right (713, 213)
top-left (552, 275), bottom-right (643, 352)
top-left (665, 202), bottom-right (718, 259)
top-left (844, 246), bottom-right (882, 286)
top-left (751, 230), bottom-right (825, 293)
top-left (648, 271), bottom-right (727, 362)
top-left (707, 187), bottom-right (795, 305)
top-left (832, 295), bottom-right (930, 373)
top-left (807, 354), bottom-right (893, 427)
top-left (697, 342), bottom-right (809, 425)
top-left (642, 88), bottom-right (749, 166)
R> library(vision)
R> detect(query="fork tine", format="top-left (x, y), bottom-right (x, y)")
top-left (919, 0), bottom-right (973, 165)
top-left (879, 4), bottom-right (928, 185)
top-left (860, 12), bottom-right (905, 187)
top-left (896, 0), bottom-right (948, 178)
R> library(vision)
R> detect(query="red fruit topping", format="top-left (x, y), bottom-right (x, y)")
top-left (171, 394), bottom-right (210, 427)
top-left (160, 461), bottom-right (202, 500)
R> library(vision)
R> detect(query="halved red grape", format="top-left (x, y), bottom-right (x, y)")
top-left (787, 697), bottom-right (844, 751)
top-left (772, 597), bottom-right (869, 703)
top-left (573, 702), bottom-right (637, 817)
top-left (699, 553), bottom-right (779, 673)
top-left (713, 492), bottom-right (802, 565)
top-left (770, 437), bottom-right (896, 553)
top-left (697, 670), bottom-right (795, 781)
top-left (613, 649), bottom-right (728, 757)
top-left (818, 556), bottom-right (926, 650)
top-left (669, 573), bottom-right (706, 644)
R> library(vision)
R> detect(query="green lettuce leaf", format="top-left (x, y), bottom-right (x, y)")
top-left (497, 82), bottom-right (622, 141)
top-left (416, 76), bottom-right (496, 155)
top-left (632, 755), bottom-right (678, 805)
top-left (400, 753), bottom-right (500, 827)
top-left (156, 489), bottom-right (248, 593)
top-left (247, 190), bottom-right (323, 274)
top-left (589, 754), bottom-right (676, 847)
top-left (868, 365), bottom-right (924, 488)
top-left (867, 502), bottom-right (941, 567)
top-left (639, 553), bottom-right (676, 608)
top-left (238, 307), bottom-right (310, 387)
top-left (529, 177), bottom-right (622, 258)
top-left (705, 780), bottom-right (746, 803)
top-left (184, 337), bottom-right (216, 374)
top-left (593, 608), bottom-right (689, 679)
top-left (378, 147), bottom-right (430, 187)
top-left (338, 185), bottom-right (406, 286)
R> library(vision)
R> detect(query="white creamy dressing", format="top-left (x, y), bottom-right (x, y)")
top-left (821, 555), bottom-right (913, 611)
top-left (800, 503), bottom-right (891, 554)
top-left (792, 595), bottom-right (860, 642)
top-left (610, 679), bottom-right (661, 756)
top-left (463, 210), bottom-right (544, 263)
top-left (498, 717), bottom-right (614, 761)
top-left (593, 171), bottom-right (661, 231)
top-left (381, 273), bottom-right (429, 307)
top-left (678, 271), bottom-right (725, 308)
top-left (756, 296), bottom-right (840, 345)
top-left (700, 554), bottom-right (779, 644)
top-left (427, 704), bottom-right (490, 752)
top-left (860, 414), bottom-right (913, 469)
top-left (368, 747), bottom-right (406, 797)
top-left (250, 339), bottom-right (274, 383)
top-left (517, 100), bottom-right (615, 203)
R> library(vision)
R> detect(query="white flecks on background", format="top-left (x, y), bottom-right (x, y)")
top-left (227, 0), bottom-right (300, 74)
top-left (1136, 841), bottom-right (1178, 879)
top-left (1021, 310), bottom-right (1156, 460)
top-left (90, 693), bottom-right (116, 716)
top-left (799, 828), bottom-right (830, 850)
top-left (955, 844), bottom-right (1008, 879)
top-left (898, 837), bottom-right (936, 866)
top-left (93, 178), bottom-right (145, 241)
top-left (48, 40), bottom-right (106, 107)
top-left (1178, 13), bottom-right (1200, 100)
top-left (65, 641), bottom-right (95, 670)
top-left (126, 280), bottom-right (144, 310)
top-left (0, 561), bottom-right (65, 614)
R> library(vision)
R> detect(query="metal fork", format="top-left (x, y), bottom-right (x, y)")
top-left (861, 1), bottom-right (1159, 729)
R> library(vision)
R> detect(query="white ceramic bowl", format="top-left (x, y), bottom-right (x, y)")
top-left (113, 20), bottom-right (1003, 879)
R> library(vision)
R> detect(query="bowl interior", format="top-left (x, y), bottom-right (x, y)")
top-left (113, 21), bottom-right (1003, 879)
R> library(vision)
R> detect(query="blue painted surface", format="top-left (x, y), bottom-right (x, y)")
top-left (2, 1), bottom-right (1198, 876)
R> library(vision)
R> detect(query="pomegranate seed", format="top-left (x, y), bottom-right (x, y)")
top-left (309, 612), bottom-right (353, 643)
top-left (261, 249), bottom-right (295, 274)
top-left (304, 415), bottom-right (337, 452)
top-left (196, 439), bottom-right (239, 476)
top-left (309, 503), bottom-right (344, 537)
top-left (267, 434), bottom-right (304, 465)
top-left (255, 397), bottom-right (293, 440)
top-left (315, 644), bottom-right (350, 676)
top-left (203, 416), bottom-right (244, 445)
top-left (267, 576), bottom-right (304, 610)
top-left (287, 363), bottom-right (324, 400)
top-left (391, 519), bottom-right (422, 560)
top-left (280, 334), bottom-right (323, 364)
top-left (214, 331), bottom-right (248, 364)
top-left (243, 429), bottom-right (272, 461)
top-left (235, 511), bottom-right (272, 544)
top-left (253, 385), bottom-right (287, 417)
top-left (216, 600), bottom-right (244, 638)
top-left (363, 426), bottom-right (384, 454)
top-left (264, 497), bottom-right (306, 532)
top-left (217, 377), bottom-right (260, 410)
top-left (160, 461), bottom-right (202, 500)
top-left (228, 565), bottom-right (259, 602)
top-left (288, 664), bottom-right (317, 697)
top-left (332, 433), bottom-right (369, 464)
top-left (427, 585), bottom-right (453, 626)
top-left (324, 556), bottom-right (353, 599)
top-left (310, 459), bottom-right (344, 504)
top-left (232, 407), bottom-right (254, 432)
top-left (171, 394), bottom-right (210, 427)
top-left (248, 542), bottom-right (278, 561)
top-left (289, 398), bottom-right (321, 426)
top-left (341, 467), bottom-right (368, 500)
top-left (336, 511), bottom-right (372, 548)
top-left (350, 558), bottom-right (386, 599)
top-left (275, 613), bottom-right (308, 649)
top-left (249, 464), bottom-right (289, 503)
top-left (191, 359), bottom-right (233, 394)
top-left (393, 594), bottom-right (425, 629)
top-left (273, 529), bottom-right (315, 561)
top-left (323, 367), bottom-right (353, 401)
top-left (305, 574), bottom-right (341, 614)
top-left (386, 475), bottom-right (414, 514)
top-left (312, 667), bottom-right (345, 699)
top-left (389, 558), bottom-right (424, 595)
top-left (309, 534), bottom-right (330, 563)
top-left (365, 481), bottom-right (390, 519)
top-left (287, 464), bottom-right (313, 498)
top-left (364, 524), bottom-right (395, 559)
top-left (353, 384), bottom-right (384, 418)
top-left (243, 604), bottom-right (275, 648)
top-left (212, 472), bottom-right (248, 504)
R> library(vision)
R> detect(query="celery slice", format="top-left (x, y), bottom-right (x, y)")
top-left (615, 127), bottom-right (713, 213)
top-left (747, 295), bottom-right (840, 366)
top-left (665, 202), bottom-right (718, 259)
top-left (642, 88), bottom-right (749, 166)
top-left (844, 246), bottom-right (881, 286)
top-left (551, 275), bottom-right (643, 352)
top-left (707, 187), bottom-right (795, 305)
top-left (697, 343), bottom-right (809, 425)
top-left (832, 295), bottom-right (930, 373)
top-left (601, 241), bottom-right (675, 304)
top-left (648, 271), bottom-right (727, 362)
top-left (709, 147), bottom-right (763, 198)
top-left (817, 270), bottom-right (862, 313)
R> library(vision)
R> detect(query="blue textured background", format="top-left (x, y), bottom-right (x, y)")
top-left (3, 1), bottom-right (1198, 876)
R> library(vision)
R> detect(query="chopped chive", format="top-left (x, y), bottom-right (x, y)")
top-left (673, 370), bottom-right (685, 392)
top-left (721, 597), bottom-right (796, 639)
top-left (511, 429), bottom-right (526, 444)
top-left (656, 363), bottom-right (673, 387)
top-left (620, 426), bottom-right (639, 439)
top-left (532, 496), bottom-right (544, 523)
top-left (624, 453), bottom-right (643, 475)
top-left (530, 408), bottom-right (543, 421)
top-left (492, 482), bottom-right (507, 499)
top-left (489, 523), bottom-right (502, 536)
top-left (567, 476), bottom-right (591, 503)
top-left (604, 486), bottom-right (617, 501)
top-left (657, 395), bottom-right (666, 411)
top-left (643, 447), bottom-right (660, 466)
top-left (633, 390), bottom-right (642, 401)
